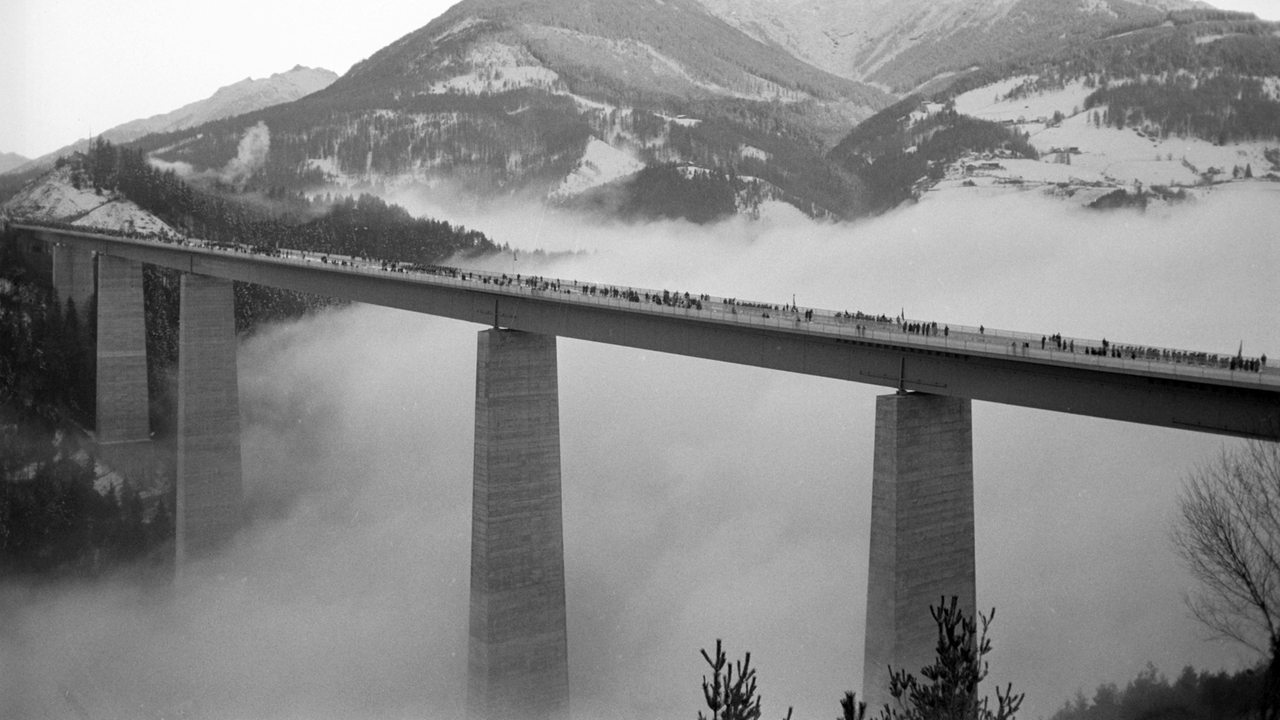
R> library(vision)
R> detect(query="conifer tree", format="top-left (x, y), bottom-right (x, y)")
top-left (869, 597), bottom-right (1024, 720)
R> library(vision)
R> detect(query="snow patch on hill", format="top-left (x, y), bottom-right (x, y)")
top-left (430, 42), bottom-right (563, 95)
top-left (74, 201), bottom-right (176, 236)
top-left (955, 76), bottom-right (1095, 123)
top-left (2, 167), bottom-right (177, 235)
top-left (432, 16), bottom-right (486, 44)
top-left (3, 170), bottom-right (109, 221)
top-left (699, 0), bottom-right (1019, 82)
top-left (549, 139), bottom-right (645, 199)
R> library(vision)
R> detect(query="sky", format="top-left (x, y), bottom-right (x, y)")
top-left (2, 0), bottom-right (1280, 159)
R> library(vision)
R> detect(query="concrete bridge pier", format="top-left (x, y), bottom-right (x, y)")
top-left (467, 329), bottom-right (569, 720)
top-left (863, 392), bottom-right (975, 711)
top-left (175, 274), bottom-right (244, 568)
top-left (95, 254), bottom-right (150, 453)
top-left (51, 242), bottom-right (95, 315)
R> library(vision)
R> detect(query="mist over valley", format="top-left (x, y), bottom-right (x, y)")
top-left (4, 0), bottom-right (1280, 718)
top-left (4, 188), bottom-right (1278, 719)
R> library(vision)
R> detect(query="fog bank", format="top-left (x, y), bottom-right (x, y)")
top-left (3, 187), bottom-right (1278, 720)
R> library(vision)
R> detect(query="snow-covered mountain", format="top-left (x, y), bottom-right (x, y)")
top-left (6, 66), bottom-right (337, 175)
top-left (140, 0), bottom-right (894, 219)
top-left (13, 0), bottom-right (1274, 223)
top-left (823, 8), bottom-right (1280, 211)
top-left (699, 0), bottom-right (1213, 90)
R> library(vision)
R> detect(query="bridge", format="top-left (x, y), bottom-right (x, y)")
top-left (12, 223), bottom-right (1280, 719)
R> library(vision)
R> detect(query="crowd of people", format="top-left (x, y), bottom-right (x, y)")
top-left (9, 219), bottom-right (1273, 377)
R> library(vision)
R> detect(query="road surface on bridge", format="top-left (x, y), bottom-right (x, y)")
top-left (18, 224), bottom-right (1280, 440)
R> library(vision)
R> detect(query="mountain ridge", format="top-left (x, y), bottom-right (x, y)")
top-left (0, 152), bottom-right (28, 174)
top-left (11, 0), bottom-right (1276, 225)
top-left (698, 0), bottom-right (1216, 90)
top-left (5, 65), bottom-right (338, 177)
top-left (135, 0), bottom-right (895, 219)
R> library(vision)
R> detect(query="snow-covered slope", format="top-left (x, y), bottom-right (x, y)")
top-left (699, 0), bottom-right (1017, 84)
top-left (698, 0), bottom-right (1212, 88)
top-left (549, 139), bottom-right (646, 200)
top-left (3, 167), bottom-right (177, 236)
top-left (930, 76), bottom-right (1278, 202)
top-left (149, 0), bottom-right (891, 220)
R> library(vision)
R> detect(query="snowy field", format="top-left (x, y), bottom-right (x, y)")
top-left (949, 76), bottom-right (1279, 193)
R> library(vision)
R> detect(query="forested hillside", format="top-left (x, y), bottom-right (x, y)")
top-left (0, 239), bottom-right (171, 581)
top-left (109, 0), bottom-right (892, 221)
top-left (941, 11), bottom-right (1280, 146)
top-left (0, 136), bottom-right (510, 582)
top-left (829, 98), bottom-right (1039, 212)
top-left (69, 139), bottom-right (501, 265)
top-left (10, 140), bottom-right (505, 445)
top-left (1049, 662), bottom-right (1263, 720)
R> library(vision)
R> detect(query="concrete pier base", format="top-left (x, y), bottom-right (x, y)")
top-left (51, 243), bottom-right (95, 315)
top-left (95, 255), bottom-right (149, 445)
top-left (863, 392), bottom-right (975, 711)
top-left (175, 274), bottom-right (243, 568)
top-left (467, 329), bottom-right (569, 720)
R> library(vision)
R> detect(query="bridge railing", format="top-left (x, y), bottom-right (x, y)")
top-left (206, 244), bottom-right (1280, 388)
top-left (290, 250), bottom-right (1274, 388)
top-left (559, 285), bottom-right (1278, 387)
top-left (26, 227), bottom-right (1278, 388)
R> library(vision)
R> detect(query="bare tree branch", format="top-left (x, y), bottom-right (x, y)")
top-left (1173, 440), bottom-right (1280, 720)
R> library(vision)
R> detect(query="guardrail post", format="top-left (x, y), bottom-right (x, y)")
top-left (176, 273), bottom-right (243, 570)
top-left (863, 392), bottom-right (975, 710)
top-left (468, 329), bottom-right (569, 720)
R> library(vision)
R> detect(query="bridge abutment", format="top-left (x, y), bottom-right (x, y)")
top-left (468, 329), bottom-right (569, 720)
top-left (863, 392), bottom-right (975, 711)
top-left (51, 243), bottom-right (95, 315)
top-left (175, 274), bottom-right (244, 568)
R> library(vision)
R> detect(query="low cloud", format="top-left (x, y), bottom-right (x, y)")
top-left (3, 187), bottom-right (1277, 719)
top-left (147, 121), bottom-right (270, 190)
top-left (222, 121), bottom-right (271, 188)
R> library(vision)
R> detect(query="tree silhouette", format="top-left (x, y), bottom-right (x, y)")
top-left (698, 598), bottom-right (1020, 720)
top-left (1173, 440), bottom-right (1280, 720)
top-left (698, 639), bottom-right (792, 720)
top-left (869, 596), bottom-right (1023, 720)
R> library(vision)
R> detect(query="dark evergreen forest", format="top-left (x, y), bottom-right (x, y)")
top-left (70, 139), bottom-right (501, 265)
top-left (1, 139), bottom-right (509, 580)
top-left (940, 13), bottom-right (1280, 147)
top-left (0, 239), bottom-right (171, 580)
top-left (1050, 663), bottom-right (1264, 720)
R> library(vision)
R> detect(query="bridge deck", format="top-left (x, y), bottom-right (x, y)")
top-left (19, 225), bottom-right (1280, 440)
